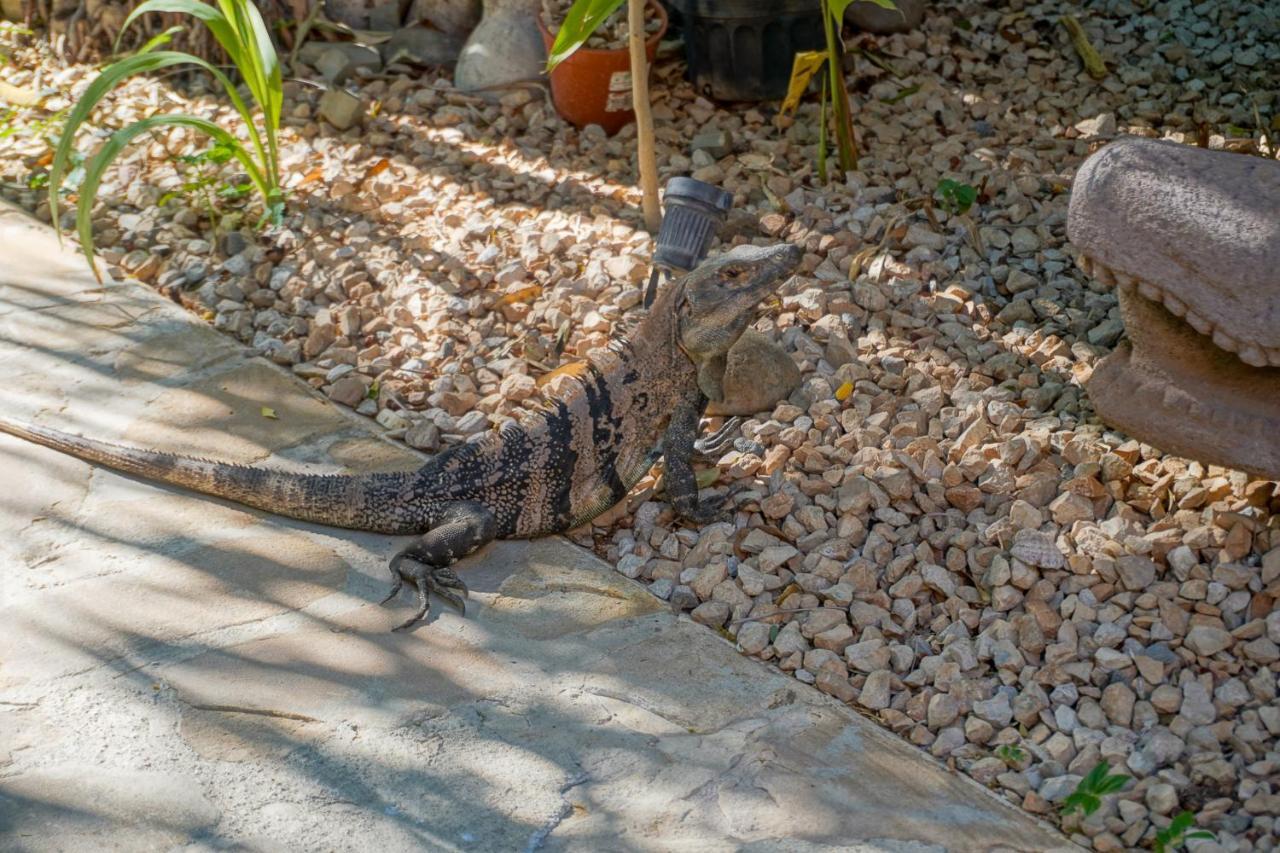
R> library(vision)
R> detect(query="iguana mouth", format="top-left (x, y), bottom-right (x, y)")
top-left (1079, 254), bottom-right (1280, 368)
top-left (1077, 252), bottom-right (1280, 478)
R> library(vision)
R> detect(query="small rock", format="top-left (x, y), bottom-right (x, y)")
top-left (1146, 783), bottom-right (1179, 815)
top-left (690, 600), bottom-right (730, 627)
top-left (405, 420), bottom-right (441, 452)
top-left (844, 0), bottom-right (924, 33)
top-left (1180, 681), bottom-right (1215, 725)
top-left (690, 129), bottom-right (732, 159)
top-left (928, 693), bottom-right (959, 728)
top-left (859, 670), bottom-right (892, 710)
top-left (1075, 112), bottom-right (1117, 138)
top-left (1184, 625), bottom-right (1232, 657)
top-left (1115, 555), bottom-right (1157, 591)
top-left (1100, 683), bottom-right (1135, 727)
top-left (973, 693), bottom-right (1013, 727)
top-left (1009, 529), bottom-right (1064, 569)
top-left (319, 88), bottom-right (364, 130)
top-left (327, 375), bottom-right (369, 407)
top-left (737, 622), bottom-right (770, 654)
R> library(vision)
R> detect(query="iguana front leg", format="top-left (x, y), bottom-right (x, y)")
top-left (662, 397), bottom-right (737, 525)
top-left (381, 501), bottom-right (497, 631)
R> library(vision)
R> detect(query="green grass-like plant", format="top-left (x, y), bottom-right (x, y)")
top-left (49, 0), bottom-right (283, 280)
top-left (1153, 811), bottom-right (1214, 853)
top-left (935, 178), bottom-right (977, 216)
top-left (1061, 760), bottom-right (1131, 818)
top-left (780, 0), bottom-right (897, 182)
top-left (995, 743), bottom-right (1027, 767)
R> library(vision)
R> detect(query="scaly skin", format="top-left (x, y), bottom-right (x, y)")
top-left (0, 243), bottom-right (802, 629)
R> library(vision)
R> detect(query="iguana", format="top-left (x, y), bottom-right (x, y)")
top-left (0, 243), bottom-right (802, 630)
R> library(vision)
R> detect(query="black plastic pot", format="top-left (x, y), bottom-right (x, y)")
top-left (667, 0), bottom-right (825, 102)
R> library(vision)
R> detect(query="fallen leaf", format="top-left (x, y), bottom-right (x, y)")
top-left (297, 166), bottom-right (324, 186)
top-left (494, 284), bottom-right (542, 306)
top-left (362, 157), bottom-right (390, 182)
top-left (780, 51), bottom-right (827, 116)
top-left (261, 406), bottom-right (278, 419)
top-left (835, 382), bottom-right (853, 401)
top-left (536, 360), bottom-right (590, 388)
top-left (776, 583), bottom-right (802, 607)
top-left (695, 466), bottom-right (722, 489)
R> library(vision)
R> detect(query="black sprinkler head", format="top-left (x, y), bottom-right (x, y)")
top-left (644, 177), bottom-right (734, 308)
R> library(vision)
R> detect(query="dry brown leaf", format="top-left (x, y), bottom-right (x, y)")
top-left (535, 360), bottom-right (591, 388)
top-left (362, 157), bottom-right (391, 182)
top-left (494, 284), bottom-right (542, 307)
top-left (297, 166), bottom-right (324, 186)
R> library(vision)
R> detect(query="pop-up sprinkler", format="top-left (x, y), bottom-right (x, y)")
top-left (643, 177), bottom-right (734, 308)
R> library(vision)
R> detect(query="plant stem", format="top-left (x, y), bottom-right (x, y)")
top-left (821, 0), bottom-right (858, 174)
top-left (627, 0), bottom-right (660, 232)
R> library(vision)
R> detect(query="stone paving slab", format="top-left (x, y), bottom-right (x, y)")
top-left (0, 204), bottom-right (1074, 851)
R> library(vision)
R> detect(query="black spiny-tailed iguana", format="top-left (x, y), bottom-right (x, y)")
top-left (0, 243), bottom-right (802, 630)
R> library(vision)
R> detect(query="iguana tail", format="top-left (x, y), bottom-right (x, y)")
top-left (0, 416), bottom-right (421, 534)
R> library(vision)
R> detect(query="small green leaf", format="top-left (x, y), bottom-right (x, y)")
top-left (217, 182), bottom-right (253, 199)
top-left (261, 406), bottom-right (278, 419)
top-left (1096, 774), bottom-right (1131, 794)
top-left (544, 0), bottom-right (626, 71)
top-left (936, 178), bottom-right (977, 216)
top-left (132, 25), bottom-right (184, 56)
top-left (206, 141), bottom-right (236, 164)
top-left (879, 83), bottom-right (920, 104)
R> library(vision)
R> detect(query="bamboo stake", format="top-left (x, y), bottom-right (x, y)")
top-left (1060, 15), bottom-right (1107, 80)
top-left (627, 0), bottom-right (660, 232)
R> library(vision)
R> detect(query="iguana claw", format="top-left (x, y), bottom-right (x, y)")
top-left (382, 559), bottom-right (470, 631)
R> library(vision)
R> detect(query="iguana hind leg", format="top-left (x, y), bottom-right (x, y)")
top-left (382, 501), bottom-right (497, 631)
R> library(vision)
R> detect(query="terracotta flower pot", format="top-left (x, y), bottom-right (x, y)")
top-left (537, 0), bottom-right (668, 135)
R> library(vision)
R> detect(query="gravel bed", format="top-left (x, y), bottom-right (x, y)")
top-left (1, 2), bottom-right (1277, 850)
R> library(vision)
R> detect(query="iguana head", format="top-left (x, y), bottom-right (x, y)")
top-left (669, 243), bottom-right (803, 401)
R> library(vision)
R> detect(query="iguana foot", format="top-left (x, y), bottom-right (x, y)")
top-left (677, 484), bottom-right (746, 526)
top-left (694, 417), bottom-right (742, 458)
top-left (694, 418), bottom-right (766, 460)
top-left (379, 501), bottom-right (496, 631)
top-left (381, 559), bottom-right (470, 631)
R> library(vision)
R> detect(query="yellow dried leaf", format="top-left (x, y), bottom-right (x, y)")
top-left (835, 382), bottom-right (853, 401)
top-left (535, 360), bottom-right (590, 388)
top-left (297, 166), bottom-right (324, 186)
top-left (780, 51), bottom-right (827, 117)
top-left (261, 406), bottom-right (278, 419)
top-left (495, 284), bottom-right (543, 306)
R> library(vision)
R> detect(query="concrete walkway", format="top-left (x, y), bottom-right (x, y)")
top-left (0, 204), bottom-right (1072, 851)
